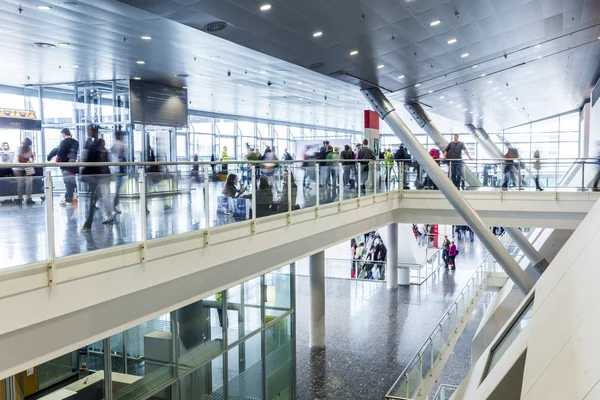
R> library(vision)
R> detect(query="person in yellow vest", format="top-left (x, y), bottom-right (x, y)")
top-left (384, 148), bottom-right (393, 188)
top-left (221, 146), bottom-right (229, 173)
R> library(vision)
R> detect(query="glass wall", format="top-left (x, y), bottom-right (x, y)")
top-left (4, 264), bottom-right (296, 400)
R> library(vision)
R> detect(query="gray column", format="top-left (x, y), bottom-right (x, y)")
top-left (387, 223), bottom-right (398, 289)
top-left (309, 251), bottom-right (325, 348)
top-left (405, 103), bottom-right (480, 187)
top-left (465, 124), bottom-right (548, 274)
top-left (361, 88), bottom-right (534, 294)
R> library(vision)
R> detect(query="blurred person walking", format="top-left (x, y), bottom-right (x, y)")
top-left (110, 130), bottom-right (127, 212)
top-left (56, 128), bottom-right (79, 206)
top-left (533, 150), bottom-right (543, 191)
top-left (357, 139), bottom-right (375, 194)
top-left (340, 144), bottom-right (354, 189)
top-left (443, 134), bottom-right (472, 189)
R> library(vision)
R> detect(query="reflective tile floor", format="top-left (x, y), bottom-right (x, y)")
top-left (0, 175), bottom-right (372, 270)
top-left (295, 238), bottom-right (487, 400)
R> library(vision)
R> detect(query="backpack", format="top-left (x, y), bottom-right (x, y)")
top-left (429, 148), bottom-right (440, 159)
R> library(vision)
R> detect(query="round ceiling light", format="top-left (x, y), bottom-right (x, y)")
top-left (37, 5), bottom-right (52, 10)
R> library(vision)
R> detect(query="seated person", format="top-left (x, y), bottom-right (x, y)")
top-left (255, 176), bottom-right (274, 218)
top-left (274, 170), bottom-right (298, 213)
top-left (223, 173), bottom-right (246, 198)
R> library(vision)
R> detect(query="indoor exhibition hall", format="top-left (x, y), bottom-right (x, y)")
top-left (1, 1), bottom-right (600, 400)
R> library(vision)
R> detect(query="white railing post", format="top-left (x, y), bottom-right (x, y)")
top-left (315, 163), bottom-right (320, 217)
top-left (138, 168), bottom-right (148, 263)
top-left (339, 162), bottom-right (343, 208)
top-left (204, 167), bottom-right (210, 245)
top-left (44, 170), bottom-right (56, 286)
top-left (287, 167), bottom-right (292, 224)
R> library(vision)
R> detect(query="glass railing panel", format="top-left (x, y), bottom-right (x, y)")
top-left (0, 174), bottom-right (49, 269)
top-left (421, 340), bottom-right (433, 381)
top-left (406, 357), bottom-right (422, 398)
top-left (59, 172), bottom-right (143, 252)
top-left (318, 161), bottom-right (339, 205)
top-left (431, 327), bottom-right (443, 364)
top-left (211, 165), bottom-right (249, 228)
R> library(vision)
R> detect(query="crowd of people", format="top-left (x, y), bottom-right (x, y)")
top-left (350, 231), bottom-right (387, 280)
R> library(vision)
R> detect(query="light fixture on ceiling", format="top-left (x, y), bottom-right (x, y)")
top-left (350, 50), bottom-right (358, 56)
top-left (58, 42), bottom-right (70, 47)
top-left (377, 64), bottom-right (384, 69)
top-left (430, 20), bottom-right (441, 26)
top-left (182, 86), bottom-right (188, 89)
top-left (537, 55), bottom-right (543, 59)
top-left (428, 90), bottom-right (433, 93)
top-left (297, 81), bottom-right (303, 84)
top-left (260, 4), bottom-right (271, 11)
top-left (487, 81), bottom-right (493, 84)
top-left (237, 84), bottom-right (243, 87)
top-left (449, 101), bottom-right (454, 104)
top-left (37, 5), bottom-right (52, 10)
top-left (141, 36), bottom-right (152, 40)
top-left (535, 44), bottom-right (541, 48)
top-left (461, 53), bottom-right (469, 58)
top-left (313, 31), bottom-right (323, 37)
top-left (502, 96), bottom-right (506, 99)
top-left (493, 87), bottom-right (498, 90)
top-left (481, 74), bottom-right (487, 77)
top-left (133, 77), bottom-right (141, 80)
top-left (440, 96), bottom-right (445, 99)
top-left (463, 108), bottom-right (468, 111)
top-left (193, 74), bottom-right (201, 77)
top-left (398, 75), bottom-right (405, 79)
top-left (447, 38), bottom-right (457, 44)
top-left (415, 83), bottom-right (420, 87)
top-left (136, 60), bottom-right (145, 64)
top-left (71, 64), bottom-right (79, 68)
top-left (472, 65), bottom-right (478, 68)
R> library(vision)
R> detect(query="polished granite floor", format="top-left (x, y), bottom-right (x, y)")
top-left (295, 237), bottom-right (487, 400)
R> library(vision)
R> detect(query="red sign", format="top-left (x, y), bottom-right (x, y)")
top-left (433, 224), bottom-right (439, 247)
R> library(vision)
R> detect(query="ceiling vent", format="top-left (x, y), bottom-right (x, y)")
top-left (33, 42), bottom-right (55, 48)
top-left (309, 62), bottom-right (325, 70)
top-left (204, 21), bottom-right (228, 33)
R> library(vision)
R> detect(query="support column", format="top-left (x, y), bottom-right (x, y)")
top-left (387, 223), bottom-right (398, 289)
top-left (405, 103), bottom-right (480, 187)
top-left (309, 251), bottom-right (325, 348)
top-left (361, 88), bottom-right (534, 295)
top-left (465, 124), bottom-right (549, 274)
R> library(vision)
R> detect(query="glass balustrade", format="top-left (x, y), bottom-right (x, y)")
top-left (0, 158), bottom-right (596, 275)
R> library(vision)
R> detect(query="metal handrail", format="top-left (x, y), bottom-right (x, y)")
top-left (386, 254), bottom-right (494, 399)
top-left (432, 384), bottom-right (459, 400)
top-left (0, 157), bottom-right (596, 169)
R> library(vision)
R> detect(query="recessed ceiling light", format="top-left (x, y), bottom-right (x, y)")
top-left (440, 96), bottom-right (445, 99)
top-left (313, 31), bottom-right (323, 37)
top-left (447, 38), bottom-right (457, 44)
top-left (502, 96), bottom-right (507, 99)
top-left (449, 101), bottom-right (454, 104)
top-left (182, 86), bottom-right (188, 89)
top-left (57, 42), bottom-right (70, 47)
top-left (461, 53), bottom-right (469, 58)
top-left (463, 108), bottom-right (468, 111)
top-left (415, 83), bottom-right (421, 87)
top-left (141, 36), bottom-right (152, 40)
top-left (136, 60), bottom-right (145, 64)
top-left (37, 5), bottom-right (52, 10)
top-left (350, 50), bottom-right (358, 56)
top-left (237, 84), bottom-right (243, 87)
top-left (71, 64), bottom-right (79, 68)
top-left (398, 75), bottom-right (405, 79)
top-left (469, 111), bottom-right (473, 114)
top-left (297, 81), bottom-right (303, 84)
top-left (493, 87), bottom-right (498, 90)
top-left (430, 20), bottom-right (441, 26)
top-left (487, 81), bottom-right (493, 84)
top-left (472, 65), bottom-right (479, 69)
top-left (535, 44), bottom-right (541, 48)
top-left (133, 77), bottom-right (141, 80)
top-left (537, 55), bottom-right (543, 59)
top-left (260, 4), bottom-right (271, 11)
top-left (193, 74), bottom-right (201, 77)
top-left (377, 64), bottom-right (385, 69)
top-left (481, 74), bottom-right (487, 77)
